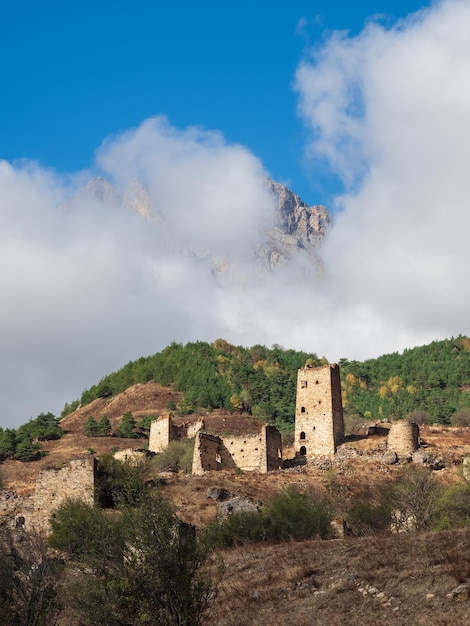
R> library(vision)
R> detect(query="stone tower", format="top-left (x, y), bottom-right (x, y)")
top-left (294, 363), bottom-right (344, 457)
top-left (387, 420), bottom-right (420, 460)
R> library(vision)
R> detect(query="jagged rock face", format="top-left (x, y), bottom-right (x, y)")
top-left (258, 180), bottom-right (331, 271)
top-left (80, 177), bottom-right (160, 221)
top-left (76, 176), bottom-right (331, 273)
top-left (84, 177), bottom-right (120, 205)
top-left (268, 180), bottom-right (330, 246)
top-left (122, 178), bottom-right (160, 222)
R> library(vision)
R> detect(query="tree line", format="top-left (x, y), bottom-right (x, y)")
top-left (64, 336), bottom-right (470, 429)
top-left (0, 413), bottom-right (62, 462)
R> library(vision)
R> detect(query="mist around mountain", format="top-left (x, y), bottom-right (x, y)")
top-left (73, 175), bottom-right (332, 276)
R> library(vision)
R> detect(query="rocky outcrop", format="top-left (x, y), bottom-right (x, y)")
top-left (70, 177), bottom-right (161, 222)
top-left (269, 180), bottom-right (330, 245)
top-left (75, 176), bottom-right (331, 274)
top-left (217, 496), bottom-right (262, 518)
top-left (255, 180), bottom-right (330, 271)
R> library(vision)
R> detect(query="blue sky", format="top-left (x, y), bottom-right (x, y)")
top-left (3, 0), bottom-right (470, 426)
top-left (1, 0), bottom-right (429, 206)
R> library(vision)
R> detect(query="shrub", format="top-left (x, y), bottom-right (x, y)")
top-left (98, 454), bottom-right (149, 508)
top-left (390, 466), bottom-right (441, 532)
top-left (204, 486), bottom-right (333, 549)
top-left (343, 413), bottom-right (365, 436)
top-left (203, 511), bottom-right (265, 548)
top-left (0, 527), bottom-right (64, 625)
top-left (406, 410), bottom-right (431, 425)
top-left (51, 494), bottom-right (216, 626)
top-left (49, 499), bottom-right (120, 566)
top-left (346, 486), bottom-right (394, 536)
top-left (263, 486), bottom-right (333, 541)
top-left (452, 408), bottom-right (470, 427)
top-left (433, 482), bottom-right (470, 530)
top-left (152, 439), bottom-right (195, 474)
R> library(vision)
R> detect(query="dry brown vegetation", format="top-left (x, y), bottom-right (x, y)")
top-left (207, 529), bottom-right (470, 625)
top-left (4, 382), bottom-right (470, 624)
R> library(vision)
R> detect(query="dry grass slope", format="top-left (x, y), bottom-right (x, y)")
top-left (4, 382), bottom-right (470, 624)
top-left (208, 529), bottom-right (470, 625)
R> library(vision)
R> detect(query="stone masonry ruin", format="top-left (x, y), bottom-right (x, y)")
top-left (32, 458), bottom-right (97, 531)
top-left (0, 458), bottom-right (100, 533)
top-left (387, 420), bottom-right (420, 460)
top-left (149, 415), bottom-right (282, 474)
top-left (149, 414), bottom-right (205, 453)
top-left (192, 425), bottom-right (282, 475)
top-left (0, 361), bottom-right (427, 531)
top-left (294, 363), bottom-right (345, 458)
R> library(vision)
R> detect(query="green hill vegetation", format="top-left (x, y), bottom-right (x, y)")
top-left (0, 412), bottom-right (62, 462)
top-left (341, 335), bottom-right (470, 425)
top-left (64, 339), bottom-right (322, 430)
top-left (63, 335), bottom-right (470, 429)
top-left (2, 335), bottom-right (469, 463)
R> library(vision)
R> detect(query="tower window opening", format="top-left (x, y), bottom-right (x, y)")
top-left (300, 431), bottom-right (306, 440)
top-left (300, 446), bottom-right (307, 455)
top-left (301, 407), bottom-right (306, 413)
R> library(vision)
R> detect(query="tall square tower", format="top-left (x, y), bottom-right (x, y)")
top-left (294, 363), bottom-right (344, 457)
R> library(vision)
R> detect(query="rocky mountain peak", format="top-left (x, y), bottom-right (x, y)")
top-left (84, 177), bottom-right (119, 205)
top-left (74, 175), bottom-right (332, 273)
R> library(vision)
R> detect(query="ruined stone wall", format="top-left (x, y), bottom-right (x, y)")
top-left (0, 491), bottom-right (30, 530)
top-left (221, 432), bottom-right (264, 472)
top-left (149, 415), bottom-right (204, 453)
top-left (149, 414), bottom-right (172, 453)
top-left (264, 424), bottom-right (283, 471)
top-left (31, 459), bottom-right (96, 531)
top-left (184, 419), bottom-right (205, 439)
top-left (387, 421), bottom-right (420, 459)
top-left (113, 449), bottom-right (153, 465)
top-left (294, 363), bottom-right (344, 457)
top-left (192, 433), bottom-right (227, 475)
top-left (192, 425), bottom-right (282, 474)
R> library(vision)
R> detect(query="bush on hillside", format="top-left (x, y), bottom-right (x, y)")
top-left (98, 454), bottom-right (149, 508)
top-left (390, 466), bottom-right (442, 532)
top-left (152, 439), bottom-right (195, 474)
top-left (49, 493), bottom-right (215, 626)
top-left (346, 486), bottom-right (394, 536)
top-left (452, 408), bottom-right (470, 427)
top-left (263, 486), bottom-right (333, 541)
top-left (0, 526), bottom-right (64, 624)
top-left (433, 481), bottom-right (470, 530)
top-left (49, 498), bottom-right (119, 566)
top-left (204, 486), bottom-right (333, 549)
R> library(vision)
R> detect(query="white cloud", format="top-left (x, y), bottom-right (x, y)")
top-left (295, 0), bottom-right (470, 356)
top-left (0, 120), bottom-right (282, 427)
top-left (96, 117), bottom-right (274, 259)
top-left (3, 1), bottom-right (470, 427)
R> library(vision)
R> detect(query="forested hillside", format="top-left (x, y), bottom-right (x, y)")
top-left (341, 336), bottom-right (470, 424)
top-left (61, 336), bottom-right (470, 429)
top-left (63, 340), bottom-right (321, 431)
